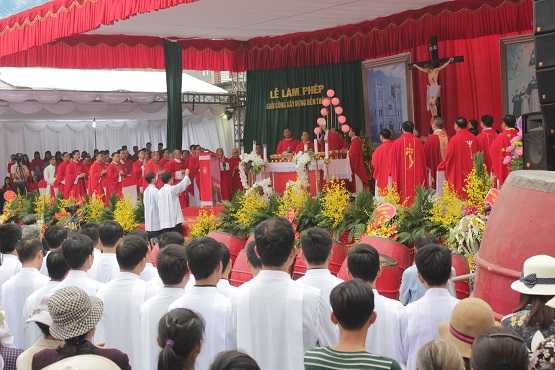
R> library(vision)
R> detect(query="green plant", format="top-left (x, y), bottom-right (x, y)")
top-left (296, 196), bottom-right (322, 232)
top-left (134, 196), bottom-right (145, 224)
top-left (336, 191), bottom-right (374, 243)
top-left (397, 187), bottom-right (440, 244)
top-left (219, 192), bottom-right (245, 237)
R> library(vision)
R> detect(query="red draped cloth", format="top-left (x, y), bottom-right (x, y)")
top-left (425, 129), bottom-right (449, 187)
top-left (438, 129), bottom-right (480, 197)
top-left (477, 128), bottom-right (498, 174)
top-left (391, 133), bottom-right (427, 205)
top-left (371, 140), bottom-right (394, 194)
top-left (276, 138), bottom-right (299, 154)
top-left (88, 161), bottom-right (106, 198)
top-left (349, 136), bottom-right (369, 185)
top-left (490, 128), bottom-right (519, 187)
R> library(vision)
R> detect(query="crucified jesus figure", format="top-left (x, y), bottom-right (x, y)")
top-left (413, 57), bottom-right (454, 117)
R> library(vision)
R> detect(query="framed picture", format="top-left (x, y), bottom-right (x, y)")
top-left (501, 34), bottom-right (540, 117)
top-left (362, 53), bottom-right (414, 144)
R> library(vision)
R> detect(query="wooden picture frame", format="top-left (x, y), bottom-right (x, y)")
top-left (500, 34), bottom-right (540, 117)
top-left (362, 53), bottom-right (414, 144)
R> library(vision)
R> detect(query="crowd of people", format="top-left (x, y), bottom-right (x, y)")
top-left (0, 217), bottom-right (554, 370)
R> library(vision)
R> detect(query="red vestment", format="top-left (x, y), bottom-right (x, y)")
top-left (349, 136), bottom-right (369, 185)
top-left (476, 128), bottom-right (498, 174)
top-left (490, 128), bottom-right (519, 187)
top-left (165, 159), bottom-right (189, 207)
top-left (120, 159), bottom-right (133, 177)
top-left (371, 140), bottom-right (394, 193)
top-left (275, 138), bottom-right (299, 154)
top-left (144, 160), bottom-right (162, 188)
top-left (30, 159), bottom-right (44, 180)
top-left (228, 156), bottom-right (242, 194)
top-left (158, 158), bottom-right (168, 169)
top-left (390, 133), bottom-right (427, 205)
top-left (219, 158), bottom-right (232, 201)
top-left (187, 156), bottom-right (200, 196)
top-left (425, 130), bottom-right (449, 187)
top-left (64, 161), bottom-right (86, 199)
top-left (88, 161), bottom-right (106, 198)
top-left (438, 129), bottom-right (480, 197)
top-left (327, 130), bottom-right (346, 151)
top-left (54, 160), bottom-right (69, 192)
top-left (294, 141), bottom-right (314, 153)
top-left (132, 160), bottom-right (145, 192)
top-left (105, 162), bottom-right (123, 198)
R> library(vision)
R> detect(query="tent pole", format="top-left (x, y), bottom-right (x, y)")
top-left (164, 40), bottom-right (183, 151)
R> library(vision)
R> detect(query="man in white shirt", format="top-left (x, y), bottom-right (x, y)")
top-left (233, 217), bottom-right (334, 370)
top-left (143, 172), bottom-right (161, 239)
top-left (55, 233), bottom-right (104, 296)
top-left (158, 170), bottom-right (190, 234)
top-left (79, 223), bottom-right (103, 276)
top-left (43, 157), bottom-right (57, 196)
top-left (97, 235), bottom-right (149, 369)
top-left (169, 237), bottom-right (235, 370)
top-left (40, 225), bottom-right (68, 276)
top-left (0, 224), bottom-right (22, 291)
top-left (347, 244), bottom-right (403, 363)
top-left (88, 221), bottom-right (123, 283)
top-left (1, 239), bottom-right (48, 348)
top-left (140, 244), bottom-right (189, 370)
top-left (217, 245), bottom-right (237, 299)
top-left (398, 244), bottom-right (459, 370)
top-left (22, 249), bottom-right (69, 348)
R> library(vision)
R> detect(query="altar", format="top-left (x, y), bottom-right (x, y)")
top-left (264, 158), bottom-right (352, 195)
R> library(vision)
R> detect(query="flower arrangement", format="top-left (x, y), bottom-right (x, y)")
top-left (367, 221), bottom-right (398, 240)
top-left (239, 150), bottom-right (265, 189)
top-left (277, 180), bottom-right (309, 219)
top-left (447, 214), bottom-right (486, 268)
top-left (113, 197), bottom-right (137, 232)
top-left (247, 178), bottom-right (273, 200)
top-left (79, 196), bottom-right (110, 224)
top-left (233, 191), bottom-right (268, 230)
top-left (463, 153), bottom-right (492, 214)
top-left (292, 151), bottom-right (313, 184)
top-left (319, 179), bottom-right (351, 230)
top-left (430, 183), bottom-right (464, 235)
top-left (504, 132), bottom-right (524, 171)
top-left (34, 195), bottom-right (56, 224)
top-left (337, 191), bottom-right (374, 243)
top-left (190, 209), bottom-right (221, 238)
top-left (379, 184), bottom-right (401, 208)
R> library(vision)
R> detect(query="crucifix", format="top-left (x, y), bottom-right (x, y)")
top-left (409, 36), bottom-right (464, 118)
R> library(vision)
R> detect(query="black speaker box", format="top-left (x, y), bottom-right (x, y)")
top-left (522, 109), bottom-right (555, 170)
top-left (534, 0), bottom-right (555, 34)
top-left (537, 67), bottom-right (555, 105)
top-left (535, 32), bottom-right (555, 69)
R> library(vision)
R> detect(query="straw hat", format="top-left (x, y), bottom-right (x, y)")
top-left (511, 255), bottom-right (555, 296)
top-left (42, 355), bottom-right (121, 370)
top-left (26, 296), bottom-right (52, 327)
top-left (48, 287), bottom-right (103, 341)
top-left (439, 298), bottom-right (497, 358)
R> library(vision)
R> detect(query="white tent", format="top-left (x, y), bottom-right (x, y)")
top-left (0, 68), bottom-right (234, 180)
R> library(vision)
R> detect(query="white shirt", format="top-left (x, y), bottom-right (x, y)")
top-left (0, 254), bottom-right (21, 292)
top-left (22, 279), bottom-right (60, 348)
top-left (140, 263), bottom-right (158, 282)
top-left (367, 289), bottom-right (403, 363)
top-left (97, 272), bottom-right (148, 369)
top-left (158, 176), bottom-right (191, 230)
top-left (88, 252), bottom-right (119, 283)
top-left (140, 287), bottom-right (184, 370)
top-left (143, 184), bottom-right (160, 232)
top-left (216, 279), bottom-right (237, 299)
top-left (233, 270), bottom-right (333, 370)
top-left (41, 249), bottom-right (101, 277)
top-left (43, 164), bottom-right (56, 187)
top-left (54, 270), bottom-right (104, 296)
top-left (170, 286), bottom-right (235, 370)
top-left (1, 267), bottom-right (48, 348)
top-left (398, 288), bottom-right (459, 370)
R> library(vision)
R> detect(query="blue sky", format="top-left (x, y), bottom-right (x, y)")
top-left (0, 0), bottom-right (50, 19)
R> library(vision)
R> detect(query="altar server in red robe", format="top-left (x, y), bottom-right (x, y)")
top-left (54, 152), bottom-right (70, 196)
top-left (371, 128), bottom-right (394, 195)
top-left (425, 117), bottom-right (449, 187)
top-left (438, 117), bottom-right (480, 197)
top-left (390, 121), bottom-right (427, 205)
top-left (216, 148), bottom-right (232, 201)
top-left (295, 131), bottom-right (314, 153)
top-left (327, 127), bottom-right (347, 151)
top-left (228, 147), bottom-right (242, 194)
top-left (477, 114), bottom-right (498, 174)
top-left (88, 152), bottom-right (107, 198)
top-left (158, 149), bottom-right (170, 169)
top-left (165, 149), bottom-right (189, 207)
top-left (144, 151), bottom-right (163, 188)
top-left (348, 128), bottom-right (369, 193)
top-left (132, 149), bottom-right (146, 193)
top-left (63, 151), bottom-right (85, 199)
top-left (275, 128), bottom-right (299, 154)
top-left (490, 114), bottom-right (519, 187)
top-left (105, 152), bottom-right (124, 199)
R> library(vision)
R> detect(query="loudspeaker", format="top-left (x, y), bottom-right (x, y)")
top-left (534, 0), bottom-right (555, 34)
top-left (522, 109), bottom-right (555, 170)
top-left (537, 67), bottom-right (555, 105)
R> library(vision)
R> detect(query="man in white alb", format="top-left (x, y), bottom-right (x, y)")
top-left (43, 157), bottom-right (57, 196)
top-left (40, 225), bottom-right (68, 276)
top-left (143, 172), bottom-right (161, 239)
top-left (88, 221), bottom-right (123, 283)
top-left (233, 217), bottom-right (335, 370)
top-left (158, 170), bottom-right (190, 234)
top-left (0, 224), bottom-right (22, 291)
top-left (216, 245), bottom-right (237, 299)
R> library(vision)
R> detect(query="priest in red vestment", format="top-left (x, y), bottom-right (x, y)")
top-left (490, 114), bottom-right (519, 187)
top-left (371, 128), bottom-right (394, 195)
top-left (144, 151), bottom-right (163, 188)
top-left (228, 147), bottom-right (242, 194)
top-left (295, 131), bottom-right (314, 153)
top-left (119, 149), bottom-right (133, 177)
top-left (390, 121), bottom-right (427, 205)
top-left (275, 128), bottom-right (299, 154)
top-left (158, 149), bottom-right (171, 169)
top-left (105, 152), bottom-right (124, 199)
top-left (477, 114), bottom-right (498, 175)
top-left (425, 117), bottom-right (449, 188)
top-left (216, 148), bottom-right (232, 201)
top-left (326, 127), bottom-right (347, 151)
top-left (348, 129), bottom-right (369, 193)
top-left (88, 152), bottom-right (107, 199)
top-left (438, 117), bottom-right (480, 197)
top-left (54, 152), bottom-right (70, 196)
top-left (165, 149), bottom-right (189, 207)
top-left (132, 149), bottom-right (146, 193)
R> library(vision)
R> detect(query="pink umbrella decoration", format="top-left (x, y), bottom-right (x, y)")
top-left (326, 89), bottom-right (335, 98)
top-left (334, 106), bottom-right (344, 115)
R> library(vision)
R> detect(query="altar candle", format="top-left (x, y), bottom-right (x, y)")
top-left (314, 139), bottom-right (318, 154)
top-left (253, 140), bottom-right (256, 152)
top-left (325, 142), bottom-right (329, 159)
top-left (304, 143), bottom-right (308, 152)
top-left (241, 146), bottom-right (245, 154)
top-left (263, 144), bottom-right (268, 162)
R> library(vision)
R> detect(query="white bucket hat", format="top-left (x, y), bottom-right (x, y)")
top-left (26, 296), bottom-right (53, 327)
top-left (42, 354), bottom-right (121, 370)
top-left (511, 255), bottom-right (555, 296)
